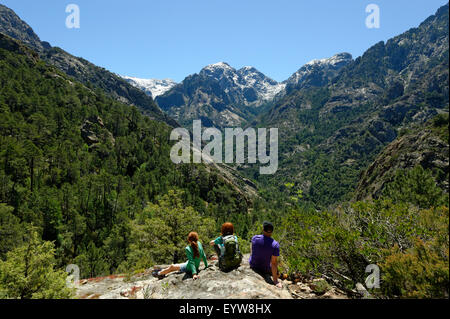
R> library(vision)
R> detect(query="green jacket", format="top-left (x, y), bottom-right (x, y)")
top-left (185, 242), bottom-right (208, 275)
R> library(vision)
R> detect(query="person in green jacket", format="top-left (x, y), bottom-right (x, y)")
top-left (153, 232), bottom-right (208, 280)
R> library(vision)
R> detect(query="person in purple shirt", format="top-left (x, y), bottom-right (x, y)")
top-left (249, 221), bottom-right (282, 288)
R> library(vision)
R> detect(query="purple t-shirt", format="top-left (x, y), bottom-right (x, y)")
top-left (249, 235), bottom-right (280, 272)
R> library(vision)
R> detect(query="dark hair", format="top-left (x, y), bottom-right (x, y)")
top-left (263, 221), bottom-right (274, 232)
top-left (188, 232), bottom-right (200, 258)
top-left (221, 222), bottom-right (234, 236)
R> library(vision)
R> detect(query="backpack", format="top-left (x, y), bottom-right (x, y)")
top-left (218, 235), bottom-right (242, 271)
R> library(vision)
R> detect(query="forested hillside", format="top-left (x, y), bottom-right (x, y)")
top-left (0, 33), bottom-right (255, 297)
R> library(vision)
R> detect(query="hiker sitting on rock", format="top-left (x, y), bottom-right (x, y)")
top-left (210, 222), bottom-right (243, 272)
top-left (249, 221), bottom-right (282, 288)
top-left (153, 232), bottom-right (208, 280)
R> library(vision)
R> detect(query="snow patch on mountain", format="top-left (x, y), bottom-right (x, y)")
top-left (121, 76), bottom-right (177, 98)
top-left (285, 53), bottom-right (353, 90)
top-left (304, 53), bottom-right (352, 67)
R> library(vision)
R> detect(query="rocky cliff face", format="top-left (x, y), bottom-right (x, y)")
top-left (199, 63), bottom-right (285, 103)
top-left (0, 4), bottom-right (44, 52)
top-left (354, 119), bottom-right (449, 201)
top-left (75, 255), bottom-right (347, 299)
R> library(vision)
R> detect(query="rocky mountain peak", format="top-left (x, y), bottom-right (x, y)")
top-left (238, 66), bottom-right (278, 85)
top-left (239, 65), bottom-right (257, 72)
top-left (199, 62), bottom-right (235, 78)
top-left (285, 52), bottom-right (353, 92)
top-left (156, 62), bottom-right (286, 127)
top-left (198, 62), bottom-right (281, 90)
top-left (202, 61), bottom-right (234, 70)
top-left (304, 52), bottom-right (353, 68)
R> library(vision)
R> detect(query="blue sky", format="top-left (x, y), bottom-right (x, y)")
top-left (1, 0), bottom-right (447, 82)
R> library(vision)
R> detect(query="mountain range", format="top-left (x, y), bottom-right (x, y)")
top-left (149, 53), bottom-right (353, 128)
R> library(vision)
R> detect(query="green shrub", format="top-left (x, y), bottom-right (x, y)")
top-left (381, 239), bottom-right (449, 298)
top-left (279, 201), bottom-right (449, 298)
top-left (383, 166), bottom-right (448, 208)
top-left (310, 278), bottom-right (331, 295)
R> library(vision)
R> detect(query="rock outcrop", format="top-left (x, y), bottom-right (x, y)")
top-left (0, 4), bottom-right (43, 52)
top-left (80, 116), bottom-right (115, 148)
top-left (75, 255), bottom-right (347, 299)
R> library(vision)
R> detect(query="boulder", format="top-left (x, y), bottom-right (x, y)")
top-left (80, 115), bottom-right (115, 147)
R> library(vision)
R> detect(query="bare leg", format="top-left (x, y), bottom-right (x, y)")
top-left (158, 264), bottom-right (181, 276)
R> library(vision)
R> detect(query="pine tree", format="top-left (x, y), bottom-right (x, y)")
top-left (0, 227), bottom-right (73, 299)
